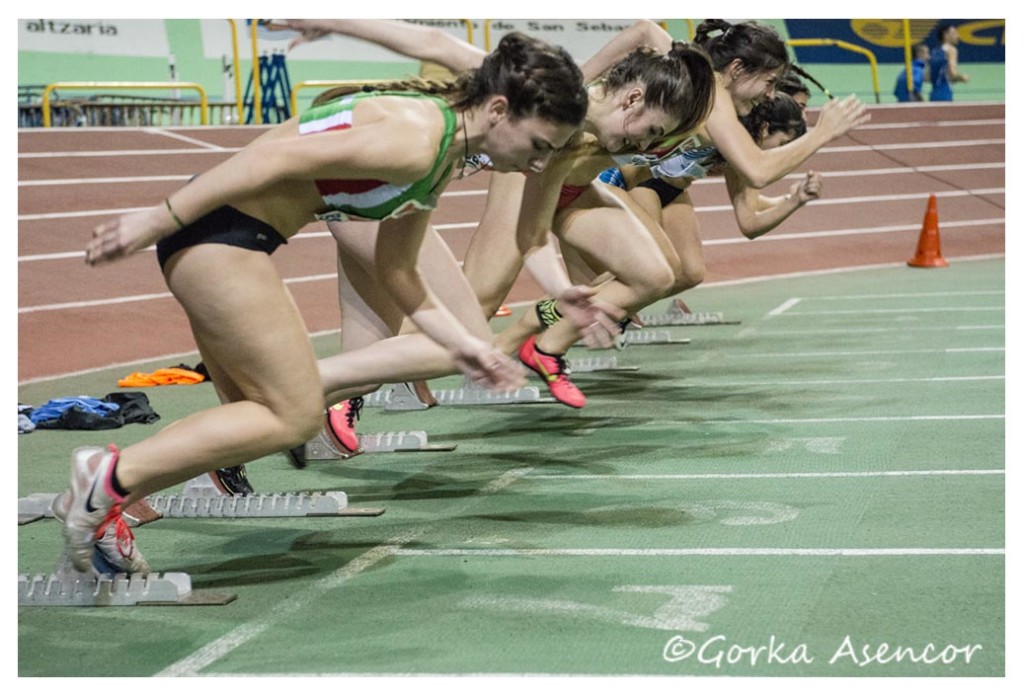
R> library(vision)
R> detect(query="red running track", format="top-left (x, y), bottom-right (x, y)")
top-left (17, 102), bottom-right (1005, 383)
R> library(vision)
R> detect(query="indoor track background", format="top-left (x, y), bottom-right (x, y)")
top-left (17, 102), bottom-right (1005, 677)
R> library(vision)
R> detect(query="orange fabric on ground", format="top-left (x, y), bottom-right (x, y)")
top-left (118, 368), bottom-right (206, 387)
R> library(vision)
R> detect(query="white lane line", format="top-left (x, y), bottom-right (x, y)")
top-left (781, 306), bottom-right (1003, 315)
top-left (18, 189), bottom-right (1004, 222)
top-left (854, 118), bottom-right (1003, 130)
top-left (144, 127), bottom-right (226, 149)
top-left (19, 175), bottom-right (193, 187)
top-left (810, 290), bottom-right (1003, 300)
top-left (766, 298), bottom-right (801, 317)
top-left (702, 218), bottom-right (1004, 247)
top-left (692, 415), bottom-right (1003, 425)
top-left (393, 548), bottom-right (1005, 558)
top-left (673, 375), bottom-right (1003, 388)
top-left (695, 254), bottom-right (1003, 288)
top-left (819, 138), bottom-right (1003, 153)
top-left (18, 147), bottom-right (241, 158)
top-left (18, 161), bottom-right (1004, 188)
top-left (17, 137), bottom-right (1003, 160)
top-left (18, 273), bottom-right (337, 314)
top-left (155, 537), bottom-right (416, 677)
top-left (20, 206), bottom-right (150, 221)
top-left (695, 189), bottom-right (1005, 215)
top-left (18, 223), bottom-right (479, 263)
top-left (753, 325), bottom-right (999, 337)
top-left (155, 467), bottom-right (534, 677)
top-left (739, 347), bottom-right (1003, 358)
top-left (525, 469), bottom-right (1004, 481)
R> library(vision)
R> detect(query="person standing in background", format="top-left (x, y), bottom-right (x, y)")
top-left (930, 23), bottom-right (969, 101)
top-left (895, 43), bottom-right (930, 102)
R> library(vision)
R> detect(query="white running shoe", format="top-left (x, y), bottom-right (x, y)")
top-left (53, 445), bottom-right (148, 574)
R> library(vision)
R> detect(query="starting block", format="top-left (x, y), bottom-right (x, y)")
top-left (18, 479), bottom-right (383, 528)
top-left (637, 297), bottom-right (740, 327)
top-left (143, 489), bottom-right (362, 519)
top-left (567, 356), bottom-right (639, 373)
top-left (363, 382), bottom-right (437, 411)
top-left (365, 381), bottom-right (554, 409)
top-left (18, 493), bottom-right (56, 525)
top-left (618, 329), bottom-right (691, 347)
top-left (139, 474), bottom-right (383, 519)
top-left (364, 382), bottom-right (436, 411)
top-left (636, 310), bottom-right (740, 327)
top-left (18, 569), bottom-right (236, 606)
top-left (303, 427), bottom-right (455, 460)
top-left (429, 385), bottom-right (553, 406)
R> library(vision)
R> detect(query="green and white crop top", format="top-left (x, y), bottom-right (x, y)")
top-left (299, 90), bottom-right (457, 222)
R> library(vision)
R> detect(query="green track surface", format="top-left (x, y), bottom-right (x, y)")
top-left (17, 258), bottom-right (1005, 678)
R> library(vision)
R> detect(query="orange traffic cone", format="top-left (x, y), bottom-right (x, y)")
top-left (907, 194), bottom-right (949, 268)
top-left (494, 305), bottom-right (512, 317)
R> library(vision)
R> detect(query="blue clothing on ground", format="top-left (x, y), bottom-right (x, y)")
top-left (894, 59), bottom-right (927, 102)
top-left (29, 396), bottom-right (120, 424)
top-left (930, 46), bottom-right (953, 101)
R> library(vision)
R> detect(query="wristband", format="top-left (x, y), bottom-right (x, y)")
top-left (164, 198), bottom-right (185, 230)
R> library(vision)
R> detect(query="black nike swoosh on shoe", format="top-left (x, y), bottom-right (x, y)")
top-left (83, 475), bottom-right (101, 513)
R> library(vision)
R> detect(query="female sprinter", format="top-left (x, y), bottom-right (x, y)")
top-left (271, 18), bottom-right (716, 457)
top-left (55, 32), bottom-right (589, 574)
top-left (502, 20), bottom-right (868, 407)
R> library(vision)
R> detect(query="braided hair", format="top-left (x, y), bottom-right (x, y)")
top-left (693, 19), bottom-right (788, 75)
top-left (783, 64), bottom-right (833, 100)
top-left (314, 32), bottom-right (588, 128)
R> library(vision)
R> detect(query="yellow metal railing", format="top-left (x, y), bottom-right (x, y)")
top-left (786, 39), bottom-right (881, 103)
top-left (226, 19), bottom-right (243, 123)
top-left (42, 82), bottom-right (209, 127)
top-left (250, 20), bottom-right (262, 124)
top-left (457, 19), bottom-right (473, 45)
top-left (290, 80), bottom-right (376, 116)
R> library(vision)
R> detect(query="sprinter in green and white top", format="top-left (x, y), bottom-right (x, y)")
top-left (66, 33), bottom-right (599, 576)
top-left (299, 90), bottom-right (458, 222)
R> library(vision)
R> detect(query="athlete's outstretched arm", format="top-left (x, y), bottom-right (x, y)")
top-left (709, 90), bottom-right (868, 189)
top-left (580, 19), bottom-right (674, 81)
top-left (725, 167), bottom-right (822, 239)
top-left (274, 19), bottom-right (486, 72)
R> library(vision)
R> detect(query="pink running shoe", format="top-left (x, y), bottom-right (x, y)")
top-left (518, 336), bottom-right (586, 408)
top-left (325, 397), bottom-right (364, 457)
top-left (53, 445), bottom-right (149, 574)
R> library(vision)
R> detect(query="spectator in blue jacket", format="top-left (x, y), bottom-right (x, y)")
top-left (894, 43), bottom-right (930, 102)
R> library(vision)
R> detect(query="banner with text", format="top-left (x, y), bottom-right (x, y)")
top-left (784, 19), bottom-right (1005, 64)
top-left (484, 19), bottom-right (648, 63)
top-left (19, 19), bottom-right (170, 57)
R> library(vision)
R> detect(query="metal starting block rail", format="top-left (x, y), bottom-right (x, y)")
top-left (303, 428), bottom-right (455, 461)
top-left (619, 329), bottom-right (692, 346)
top-left (364, 382), bottom-right (554, 410)
top-left (19, 481), bottom-right (383, 527)
top-left (567, 355), bottom-right (639, 373)
top-left (18, 570), bottom-right (236, 606)
top-left (636, 310), bottom-right (740, 327)
top-left (18, 493), bottom-right (55, 525)
top-left (144, 489), bottom-right (359, 519)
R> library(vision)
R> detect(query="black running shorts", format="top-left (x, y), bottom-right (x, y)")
top-left (156, 205), bottom-right (287, 270)
top-left (635, 177), bottom-right (687, 208)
